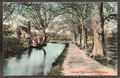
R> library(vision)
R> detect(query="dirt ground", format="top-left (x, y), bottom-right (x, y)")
top-left (61, 44), bottom-right (117, 76)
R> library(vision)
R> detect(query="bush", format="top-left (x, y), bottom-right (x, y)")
top-left (3, 36), bottom-right (29, 58)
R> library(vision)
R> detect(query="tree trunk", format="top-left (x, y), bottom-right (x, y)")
top-left (28, 21), bottom-right (31, 46)
top-left (74, 34), bottom-right (77, 43)
top-left (81, 3), bottom-right (88, 49)
top-left (79, 34), bottom-right (82, 46)
top-left (90, 3), bottom-right (104, 57)
top-left (82, 21), bottom-right (88, 49)
top-left (100, 3), bottom-right (105, 56)
top-left (42, 27), bottom-right (47, 44)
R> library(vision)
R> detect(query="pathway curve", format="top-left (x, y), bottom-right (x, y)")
top-left (61, 44), bottom-right (117, 76)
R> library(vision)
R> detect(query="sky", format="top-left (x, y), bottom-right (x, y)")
top-left (108, 2), bottom-right (118, 12)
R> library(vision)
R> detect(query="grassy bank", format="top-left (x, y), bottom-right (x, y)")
top-left (47, 44), bottom-right (69, 76)
top-left (3, 36), bottom-right (29, 58)
top-left (77, 35), bottom-right (117, 70)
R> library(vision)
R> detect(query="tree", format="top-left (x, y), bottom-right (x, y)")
top-left (61, 3), bottom-right (92, 49)
top-left (3, 24), bottom-right (13, 36)
top-left (19, 2), bottom-right (63, 44)
top-left (3, 2), bottom-right (16, 21)
top-left (89, 3), bottom-right (104, 57)
top-left (89, 2), bottom-right (118, 57)
top-left (61, 13), bottom-right (81, 43)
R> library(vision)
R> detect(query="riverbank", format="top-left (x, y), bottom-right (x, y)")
top-left (47, 43), bottom-right (69, 76)
top-left (3, 36), bottom-right (29, 58)
top-left (3, 42), bottom-right (66, 76)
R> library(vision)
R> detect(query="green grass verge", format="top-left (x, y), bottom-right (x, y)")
top-left (47, 44), bottom-right (68, 76)
top-left (77, 37), bottom-right (117, 70)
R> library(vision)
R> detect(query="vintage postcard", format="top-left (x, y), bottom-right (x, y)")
top-left (2, 1), bottom-right (118, 76)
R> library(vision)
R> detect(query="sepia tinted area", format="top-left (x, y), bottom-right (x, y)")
top-left (3, 2), bottom-right (118, 76)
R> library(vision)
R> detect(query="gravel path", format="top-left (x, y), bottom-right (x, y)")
top-left (61, 44), bottom-right (117, 76)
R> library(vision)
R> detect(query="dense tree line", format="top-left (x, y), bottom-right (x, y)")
top-left (3, 2), bottom-right (117, 58)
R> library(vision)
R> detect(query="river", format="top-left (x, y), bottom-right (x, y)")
top-left (3, 43), bottom-right (66, 76)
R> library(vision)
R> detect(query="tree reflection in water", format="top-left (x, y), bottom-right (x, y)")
top-left (3, 43), bottom-right (65, 76)
top-left (28, 47), bottom-right (46, 75)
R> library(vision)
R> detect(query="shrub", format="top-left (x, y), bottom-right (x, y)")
top-left (3, 36), bottom-right (29, 58)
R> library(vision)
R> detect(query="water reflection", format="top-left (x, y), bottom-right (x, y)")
top-left (28, 48), bottom-right (32, 57)
top-left (3, 43), bottom-right (65, 76)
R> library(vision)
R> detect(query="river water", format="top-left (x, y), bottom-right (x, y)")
top-left (3, 43), bottom-right (66, 76)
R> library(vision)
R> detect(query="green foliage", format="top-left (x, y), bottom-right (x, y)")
top-left (21, 39), bottom-right (29, 48)
top-left (103, 2), bottom-right (118, 18)
top-left (3, 36), bottom-right (29, 58)
top-left (3, 2), bottom-right (118, 70)
top-left (78, 35), bottom-right (118, 70)
top-left (94, 53), bottom-right (117, 69)
top-left (3, 25), bottom-right (13, 36)
top-left (49, 34), bottom-right (72, 41)
top-left (19, 2), bottom-right (62, 30)
top-left (47, 65), bottom-right (61, 76)
top-left (3, 2), bottom-right (17, 21)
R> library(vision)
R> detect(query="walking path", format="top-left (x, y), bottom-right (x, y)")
top-left (61, 44), bottom-right (117, 76)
